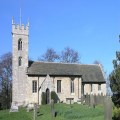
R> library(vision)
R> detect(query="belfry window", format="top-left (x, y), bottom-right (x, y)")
top-left (18, 38), bottom-right (22, 50)
top-left (71, 79), bottom-right (74, 93)
top-left (18, 56), bottom-right (22, 66)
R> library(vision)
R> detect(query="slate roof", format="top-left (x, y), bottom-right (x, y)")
top-left (27, 61), bottom-right (105, 83)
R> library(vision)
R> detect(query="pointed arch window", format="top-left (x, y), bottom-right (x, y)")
top-left (18, 56), bottom-right (22, 66)
top-left (18, 38), bottom-right (22, 50)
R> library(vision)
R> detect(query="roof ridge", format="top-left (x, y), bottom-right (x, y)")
top-left (33, 61), bottom-right (79, 65)
top-left (33, 61), bottom-right (100, 66)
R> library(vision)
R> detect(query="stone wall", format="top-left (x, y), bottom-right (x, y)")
top-left (84, 83), bottom-right (106, 96)
top-left (26, 76), bottom-right (82, 104)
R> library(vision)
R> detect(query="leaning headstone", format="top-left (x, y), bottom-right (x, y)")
top-left (51, 99), bottom-right (55, 117)
top-left (104, 96), bottom-right (112, 120)
top-left (9, 102), bottom-right (19, 112)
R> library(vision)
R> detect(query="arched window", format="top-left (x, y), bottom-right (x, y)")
top-left (18, 56), bottom-right (22, 66)
top-left (18, 38), bottom-right (22, 50)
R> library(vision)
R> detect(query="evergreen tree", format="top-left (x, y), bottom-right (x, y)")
top-left (109, 50), bottom-right (120, 119)
top-left (109, 51), bottom-right (120, 107)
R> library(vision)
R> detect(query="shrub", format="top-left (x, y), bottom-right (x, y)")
top-left (51, 91), bottom-right (59, 103)
top-left (41, 92), bottom-right (46, 105)
top-left (113, 107), bottom-right (120, 120)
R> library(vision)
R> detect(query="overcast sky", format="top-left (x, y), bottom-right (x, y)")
top-left (0, 0), bottom-right (120, 75)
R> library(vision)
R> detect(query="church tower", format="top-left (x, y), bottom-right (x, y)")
top-left (12, 18), bottom-right (29, 105)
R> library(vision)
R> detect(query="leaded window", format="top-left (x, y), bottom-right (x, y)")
top-left (32, 81), bottom-right (37, 93)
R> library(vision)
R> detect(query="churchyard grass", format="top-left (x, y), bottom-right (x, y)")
top-left (0, 103), bottom-right (104, 120)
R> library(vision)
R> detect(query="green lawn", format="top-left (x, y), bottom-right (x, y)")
top-left (0, 103), bottom-right (104, 120)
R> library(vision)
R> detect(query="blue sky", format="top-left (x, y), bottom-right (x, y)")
top-left (0, 0), bottom-right (120, 75)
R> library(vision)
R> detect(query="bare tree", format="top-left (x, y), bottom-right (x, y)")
top-left (93, 60), bottom-right (101, 65)
top-left (38, 48), bottom-right (60, 62)
top-left (0, 52), bottom-right (12, 109)
top-left (60, 47), bottom-right (80, 63)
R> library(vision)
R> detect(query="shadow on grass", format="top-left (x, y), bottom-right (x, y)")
top-left (37, 113), bottom-right (44, 116)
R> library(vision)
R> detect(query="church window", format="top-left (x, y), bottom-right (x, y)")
top-left (71, 79), bottom-right (74, 93)
top-left (32, 81), bottom-right (37, 93)
top-left (18, 38), bottom-right (22, 50)
top-left (57, 80), bottom-right (61, 93)
top-left (18, 56), bottom-right (22, 66)
top-left (98, 84), bottom-right (101, 91)
top-left (91, 84), bottom-right (93, 92)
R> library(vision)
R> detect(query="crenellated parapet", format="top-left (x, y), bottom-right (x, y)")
top-left (12, 17), bottom-right (29, 35)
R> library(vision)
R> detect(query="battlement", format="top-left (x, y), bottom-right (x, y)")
top-left (12, 17), bottom-right (29, 34)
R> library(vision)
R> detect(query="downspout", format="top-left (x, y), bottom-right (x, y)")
top-left (38, 77), bottom-right (39, 104)
top-left (78, 77), bottom-right (79, 99)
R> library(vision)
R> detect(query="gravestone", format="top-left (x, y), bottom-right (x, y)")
top-left (104, 96), bottom-right (112, 120)
top-left (51, 99), bottom-right (55, 117)
top-left (9, 102), bottom-right (18, 112)
top-left (90, 94), bottom-right (95, 108)
top-left (33, 103), bottom-right (37, 120)
top-left (26, 103), bottom-right (34, 112)
top-left (86, 94), bottom-right (90, 106)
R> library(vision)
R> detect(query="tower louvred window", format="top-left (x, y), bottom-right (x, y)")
top-left (18, 56), bottom-right (22, 66)
top-left (18, 38), bottom-right (22, 50)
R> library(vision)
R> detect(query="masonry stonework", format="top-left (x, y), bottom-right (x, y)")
top-left (12, 19), bottom-right (106, 106)
top-left (12, 18), bottom-right (29, 105)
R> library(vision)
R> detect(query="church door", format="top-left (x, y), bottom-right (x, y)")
top-left (46, 88), bottom-right (50, 104)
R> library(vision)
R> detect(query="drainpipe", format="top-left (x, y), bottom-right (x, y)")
top-left (38, 77), bottom-right (39, 104)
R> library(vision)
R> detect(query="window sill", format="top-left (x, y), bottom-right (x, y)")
top-left (71, 93), bottom-right (75, 95)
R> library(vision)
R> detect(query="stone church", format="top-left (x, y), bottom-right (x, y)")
top-left (12, 19), bottom-right (106, 106)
